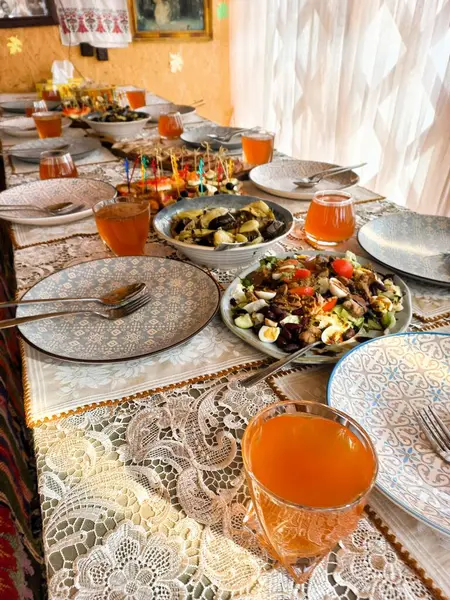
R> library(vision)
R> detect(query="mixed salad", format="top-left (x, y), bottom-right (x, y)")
top-left (230, 252), bottom-right (404, 353)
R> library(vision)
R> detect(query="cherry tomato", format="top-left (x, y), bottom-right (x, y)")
top-left (322, 297), bottom-right (338, 311)
top-left (293, 268), bottom-right (311, 280)
top-left (332, 259), bottom-right (354, 278)
top-left (290, 286), bottom-right (315, 296)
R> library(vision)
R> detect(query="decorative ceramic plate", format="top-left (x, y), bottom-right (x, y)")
top-left (0, 100), bottom-right (60, 114)
top-left (17, 257), bottom-right (221, 363)
top-left (358, 213), bottom-right (450, 287)
top-left (249, 160), bottom-right (360, 200)
top-left (221, 251), bottom-right (412, 364)
top-left (181, 126), bottom-right (244, 151)
top-left (9, 136), bottom-right (101, 163)
top-left (0, 116), bottom-right (71, 138)
top-left (328, 332), bottom-right (450, 536)
top-left (0, 178), bottom-right (116, 226)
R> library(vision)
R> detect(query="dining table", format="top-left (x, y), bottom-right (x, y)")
top-left (0, 90), bottom-right (449, 600)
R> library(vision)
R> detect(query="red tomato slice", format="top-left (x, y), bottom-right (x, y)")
top-left (322, 297), bottom-right (337, 311)
top-left (293, 268), bottom-right (311, 280)
top-left (290, 286), bottom-right (315, 296)
top-left (332, 259), bottom-right (354, 278)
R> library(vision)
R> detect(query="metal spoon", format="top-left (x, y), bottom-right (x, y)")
top-left (0, 201), bottom-right (84, 216)
top-left (293, 162), bottom-right (367, 188)
top-left (0, 282), bottom-right (147, 309)
top-left (206, 128), bottom-right (252, 143)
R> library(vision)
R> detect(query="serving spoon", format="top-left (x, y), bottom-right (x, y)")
top-left (293, 162), bottom-right (366, 188)
top-left (0, 282), bottom-right (147, 310)
top-left (0, 201), bottom-right (84, 216)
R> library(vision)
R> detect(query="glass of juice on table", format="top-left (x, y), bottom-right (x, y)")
top-left (242, 130), bottom-right (274, 166)
top-left (93, 196), bottom-right (150, 257)
top-left (158, 111), bottom-right (184, 139)
top-left (32, 112), bottom-right (62, 139)
top-left (39, 150), bottom-right (78, 180)
top-left (304, 190), bottom-right (355, 245)
top-left (24, 100), bottom-right (47, 117)
top-left (242, 400), bottom-right (377, 584)
top-left (126, 89), bottom-right (146, 109)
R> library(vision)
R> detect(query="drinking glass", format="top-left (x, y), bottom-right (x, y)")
top-left (126, 89), bottom-right (146, 109)
top-left (93, 196), bottom-right (150, 257)
top-left (42, 88), bottom-right (61, 102)
top-left (158, 111), bottom-right (184, 139)
top-left (24, 100), bottom-right (47, 117)
top-left (242, 130), bottom-right (274, 166)
top-left (241, 400), bottom-right (377, 584)
top-left (304, 190), bottom-right (355, 245)
top-left (39, 150), bottom-right (78, 180)
top-left (32, 111), bottom-right (62, 139)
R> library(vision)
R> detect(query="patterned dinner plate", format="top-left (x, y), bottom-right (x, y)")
top-left (358, 213), bottom-right (450, 287)
top-left (0, 116), bottom-right (72, 138)
top-left (328, 332), bottom-right (450, 536)
top-left (9, 136), bottom-right (101, 163)
top-left (249, 160), bottom-right (360, 200)
top-left (17, 257), bottom-right (221, 363)
top-left (0, 178), bottom-right (116, 226)
top-left (0, 99), bottom-right (60, 114)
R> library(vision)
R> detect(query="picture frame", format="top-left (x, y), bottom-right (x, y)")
top-left (130, 0), bottom-right (212, 41)
top-left (0, 0), bottom-right (58, 28)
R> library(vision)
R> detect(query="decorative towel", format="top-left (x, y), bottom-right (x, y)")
top-left (57, 0), bottom-right (132, 48)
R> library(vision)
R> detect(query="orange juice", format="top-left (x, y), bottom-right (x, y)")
top-left (304, 192), bottom-right (355, 245)
top-left (242, 131), bottom-right (274, 165)
top-left (32, 112), bottom-right (62, 139)
top-left (158, 112), bottom-right (183, 139)
top-left (94, 201), bottom-right (150, 256)
top-left (126, 89), bottom-right (146, 109)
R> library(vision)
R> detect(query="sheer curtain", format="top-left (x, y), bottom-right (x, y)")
top-left (230, 0), bottom-right (450, 216)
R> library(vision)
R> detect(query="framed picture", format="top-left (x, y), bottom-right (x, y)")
top-left (130, 0), bottom-right (212, 41)
top-left (0, 0), bottom-right (58, 28)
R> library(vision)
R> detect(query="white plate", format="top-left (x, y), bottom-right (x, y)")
top-left (181, 126), bottom-right (244, 150)
top-left (140, 103), bottom-right (196, 123)
top-left (249, 160), bottom-right (360, 200)
top-left (220, 251), bottom-right (412, 364)
top-left (9, 136), bottom-right (101, 163)
top-left (1, 117), bottom-right (71, 138)
top-left (0, 178), bottom-right (116, 226)
top-left (328, 332), bottom-right (450, 536)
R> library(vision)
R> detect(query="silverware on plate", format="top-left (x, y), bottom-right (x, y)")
top-left (0, 291), bottom-right (151, 330)
top-left (293, 162), bottom-right (367, 188)
top-left (0, 201), bottom-right (84, 216)
top-left (207, 128), bottom-right (253, 143)
top-left (415, 405), bottom-right (450, 463)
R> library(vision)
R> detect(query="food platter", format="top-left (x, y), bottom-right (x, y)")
top-left (221, 250), bottom-right (412, 364)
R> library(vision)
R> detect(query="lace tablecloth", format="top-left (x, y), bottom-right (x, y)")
top-left (1, 94), bottom-right (450, 599)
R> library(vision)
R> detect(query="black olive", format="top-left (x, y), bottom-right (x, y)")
top-left (209, 213), bottom-right (236, 230)
top-left (225, 182), bottom-right (234, 190)
top-left (180, 190), bottom-right (189, 198)
top-left (263, 220), bottom-right (285, 240)
top-left (198, 184), bottom-right (208, 193)
top-left (214, 191), bottom-right (221, 195)
top-left (230, 298), bottom-right (237, 306)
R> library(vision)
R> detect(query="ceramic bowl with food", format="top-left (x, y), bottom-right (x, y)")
top-left (83, 109), bottom-right (151, 140)
top-left (153, 194), bottom-right (294, 269)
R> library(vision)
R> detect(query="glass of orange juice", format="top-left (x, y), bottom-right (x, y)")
top-left (39, 150), bottom-right (78, 180)
top-left (93, 196), bottom-right (150, 257)
top-left (242, 400), bottom-right (377, 584)
top-left (32, 112), bottom-right (63, 139)
top-left (242, 129), bottom-right (274, 166)
top-left (126, 89), bottom-right (146, 109)
top-left (158, 112), bottom-right (184, 140)
top-left (304, 190), bottom-right (355, 245)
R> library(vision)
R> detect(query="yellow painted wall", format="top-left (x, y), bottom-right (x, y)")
top-left (0, 0), bottom-right (231, 124)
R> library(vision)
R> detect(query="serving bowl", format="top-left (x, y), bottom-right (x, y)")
top-left (82, 111), bottom-right (151, 140)
top-left (153, 194), bottom-right (294, 270)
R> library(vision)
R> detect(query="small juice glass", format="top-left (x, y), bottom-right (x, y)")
top-left (242, 130), bottom-right (274, 166)
top-left (42, 88), bottom-right (61, 102)
top-left (304, 190), bottom-right (355, 245)
top-left (126, 89), bottom-right (146, 109)
top-left (242, 400), bottom-right (377, 584)
top-left (32, 111), bottom-right (62, 139)
top-left (158, 112), bottom-right (184, 140)
top-left (93, 196), bottom-right (150, 256)
top-left (39, 150), bottom-right (78, 180)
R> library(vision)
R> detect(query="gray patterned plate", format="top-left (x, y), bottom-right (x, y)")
top-left (0, 99), bottom-right (60, 114)
top-left (221, 251), bottom-right (412, 364)
top-left (249, 160), bottom-right (360, 200)
top-left (17, 257), bottom-right (221, 363)
top-left (0, 178), bottom-right (116, 226)
top-left (328, 333), bottom-right (450, 536)
top-left (0, 116), bottom-right (72, 138)
top-left (358, 213), bottom-right (450, 287)
top-left (9, 136), bottom-right (101, 163)
top-left (180, 126), bottom-right (244, 150)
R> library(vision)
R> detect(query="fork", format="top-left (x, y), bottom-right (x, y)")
top-left (415, 406), bottom-right (450, 463)
top-left (0, 292), bottom-right (151, 329)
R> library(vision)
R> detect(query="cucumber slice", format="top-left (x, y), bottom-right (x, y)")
top-left (234, 314), bottom-right (254, 329)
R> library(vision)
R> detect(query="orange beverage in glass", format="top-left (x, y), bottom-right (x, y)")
top-left (158, 112), bottom-right (184, 139)
top-left (93, 196), bottom-right (150, 256)
top-left (242, 130), bottom-right (274, 166)
top-left (32, 112), bottom-right (62, 139)
top-left (242, 400), bottom-right (377, 583)
top-left (126, 89), bottom-right (146, 109)
top-left (304, 190), bottom-right (355, 245)
top-left (39, 150), bottom-right (78, 180)
top-left (42, 88), bottom-right (61, 102)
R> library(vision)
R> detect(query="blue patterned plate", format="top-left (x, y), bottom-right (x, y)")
top-left (328, 332), bottom-right (450, 535)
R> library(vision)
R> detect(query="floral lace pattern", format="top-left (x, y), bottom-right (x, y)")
top-left (35, 374), bottom-right (434, 599)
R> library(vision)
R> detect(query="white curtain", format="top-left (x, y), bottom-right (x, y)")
top-left (230, 0), bottom-right (450, 216)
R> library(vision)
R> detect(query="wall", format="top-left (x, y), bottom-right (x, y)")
top-left (0, 0), bottom-right (231, 124)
